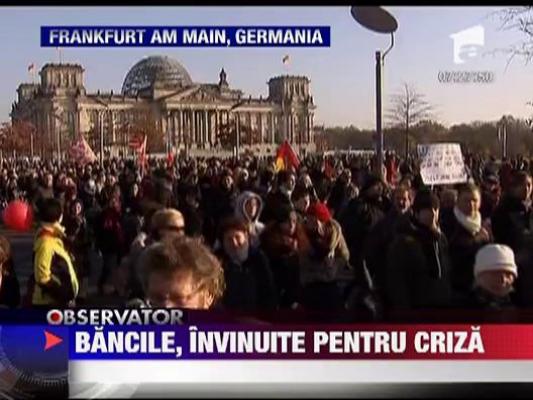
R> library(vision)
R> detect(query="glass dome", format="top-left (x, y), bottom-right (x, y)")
top-left (121, 55), bottom-right (193, 96)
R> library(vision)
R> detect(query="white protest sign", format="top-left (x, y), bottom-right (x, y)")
top-left (417, 143), bottom-right (468, 185)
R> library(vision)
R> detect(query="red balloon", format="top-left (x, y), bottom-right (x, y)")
top-left (2, 200), bottom-right (34, 232)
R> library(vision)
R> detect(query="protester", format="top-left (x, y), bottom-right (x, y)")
top-left (216, 217), bottom-right (278, 311)
top-left (134, 236), bottom-right (225, 309)
top-left (299, 201), bottom-right (351, 311)
top-left (466, 244), bottom-right (517, 310)
top-left (480, 173), bottom-right (501, 221)
top-left (260, 204), bottom-right (303, 309)
top-left (95, 195), bottom-right (126, 295)
top-left (385, 190), bottom-right (452, 310)
top-left (31, 198), bottom-right (79, 307)
top-left (0, 235), bottom-right (20, 308)
top-left (262, 170), bottom-right (296, 224)
top-left (492, 170), bottom-right (533, 306)
top-left (445, 183), bottom-right (491, 297)
top-left (63, 199), bottom-right (91, 303)
top-left (3, 147), bottom-right (533, 320)
top-left (232, 191), bottom-right (264, 250)
top-left (340, 174), bottom-right (388, 269)
top-left (292, 186), bottom-right (312, 223)
top-left (179, 185), bottom-right (205, 240)
top-left (364, 185), bottom-right (413, 301)
top-left (327, 169), bottom-right (352, 218)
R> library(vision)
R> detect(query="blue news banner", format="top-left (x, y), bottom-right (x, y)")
top-left (40, 26), bottom-right (330, 47)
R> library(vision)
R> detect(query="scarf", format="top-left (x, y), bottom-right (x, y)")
top-left (454, 206), bottom-right (482, 235)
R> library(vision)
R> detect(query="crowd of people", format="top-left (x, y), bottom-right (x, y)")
top-left (0, 151), bottom-right (530, 321)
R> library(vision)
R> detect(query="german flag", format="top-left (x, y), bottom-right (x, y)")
top-left (275, 140), bottom-right (300, 172)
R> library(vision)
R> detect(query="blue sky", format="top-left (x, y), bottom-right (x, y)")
top-left (0, 6), bottom-right (531, 129)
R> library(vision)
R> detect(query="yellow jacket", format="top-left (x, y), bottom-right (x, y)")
top-left (32, 222), bottom-right (79, 306)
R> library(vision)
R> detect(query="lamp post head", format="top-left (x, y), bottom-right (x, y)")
top-left (350, 6), bottom-right (398, 34)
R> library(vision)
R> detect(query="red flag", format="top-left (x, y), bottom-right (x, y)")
top-left (69, 135), bottom-right (96, 165)
top-left (128, 135), bottom-right (142, 149)
top-left (324, 159), bottom-right (334, 179)
top-left (167, 149), bottom-right (176, 169)
top-left (137, 135), bottom-right (147, 176)
top-left (275, 140), bottom-right (300, 172)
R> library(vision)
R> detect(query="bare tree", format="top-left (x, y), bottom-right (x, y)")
top-left (489, 7), bottom-right (533, 67)
top-left (387, 82), bottom-right (434, 157)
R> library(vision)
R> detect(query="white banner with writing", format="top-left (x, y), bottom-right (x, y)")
top-left (417, 143), bottom-right (468, 185)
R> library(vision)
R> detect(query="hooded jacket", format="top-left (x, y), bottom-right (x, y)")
top-left (32, 222), bottom-right (79, 306)
top-left (234, 191), bottom-right (265, 249)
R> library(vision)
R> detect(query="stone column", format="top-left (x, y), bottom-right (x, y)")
top-left (203, 109), bottom-right (208, 148)
top-left (290, 113), bottom-right (295, 143)
top-left (214, 110), bottom-right (219, 147)
top-left (172, 111), bottom-right (177, 146)
top-left (258, 112), bottom-right (264, 144)
top-left (191, 110), bottom-right (196, 146)
top-left (178, 110), bottom-right (183, 146)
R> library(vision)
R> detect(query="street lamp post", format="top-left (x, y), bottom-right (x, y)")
top-left (350, 6), bottom-right (398, 179)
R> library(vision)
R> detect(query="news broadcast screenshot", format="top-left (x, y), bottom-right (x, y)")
top-left (1, 4), bottom-right (533, 398)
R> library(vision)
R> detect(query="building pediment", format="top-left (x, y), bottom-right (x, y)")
top-left (160, 85), bottom-right (237, 104)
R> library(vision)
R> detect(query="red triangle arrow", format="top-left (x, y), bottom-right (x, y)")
top-left (44, 330), bottom-right (63, 351)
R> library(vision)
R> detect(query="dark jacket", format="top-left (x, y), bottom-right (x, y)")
top-left (0, 258), bottom-right (20, 308)
top-left (439, 207), bottom-right (456, 240)
top-left (218, 248), bottom-right (278, 312)
top-left (385, 217), bottom-right (453, 310)
top-left (262, 190), bottom-right (292, 224)
top-left (364, 209), bottom-right (411, 297)
top-left (462, 286), bottom-right (515, 311)
top-left (340, 195), bottom-right (386, 267)
top-left (64, 215), bottom-right (91, 277)
top-left (327, 181), bottom-right (350, 218)
top-left (180, 202), bottom-right (205, 239)
top-left (95, 207), bottom-right (126, 257)
top-left (480, 190), bottom-right (499, 221)
top-left (492, 195), bottom-right (533, 306)
top-left (260, 223), bottom-right (302, 308)
top-left (445, 215), bottom-right (490, 295)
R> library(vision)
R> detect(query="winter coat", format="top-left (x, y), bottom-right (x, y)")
top-left (234, 191), bottom-right (265, 249)
top-left (95, 206), bottom-right (126, 257)
top-left (32, 223), bottom-right (79, 306)
top-left (386, 217), bottom-right (453, 310)
top-left (461, 286), bottom-right (515, 311)
top-left (0, 258), bottom-right (20, 308)
top-left (260, 223), bottom-right (302, 308)
top-left (492, 195), bottom-right (533, 306)
top-left (340, 195), bottom-right (386, 267)
top-left (63, 215), bottom-right (91, 277)
top-left (364, 209), bottom-right (411, 297)
top-left (299, 219), bottom-right (351, 286)
top-left (217, 248), bottom-right (278, 312)
top-left (262, 190), bottom-right (292, 224)
top-left (445, 215), bottom-right (491, 296)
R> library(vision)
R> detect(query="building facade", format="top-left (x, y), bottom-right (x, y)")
top-left (10, 55), bottom-right (316, 158)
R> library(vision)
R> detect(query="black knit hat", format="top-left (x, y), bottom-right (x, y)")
top-left (413, 190), bottom-right (440, 212)
top-left (361, 174), bottom-right (384, 193)
top-left (274, 202), bottom-right (295, 224)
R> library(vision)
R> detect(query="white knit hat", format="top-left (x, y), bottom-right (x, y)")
top-left (474, 244), bottom-right (518, 278)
